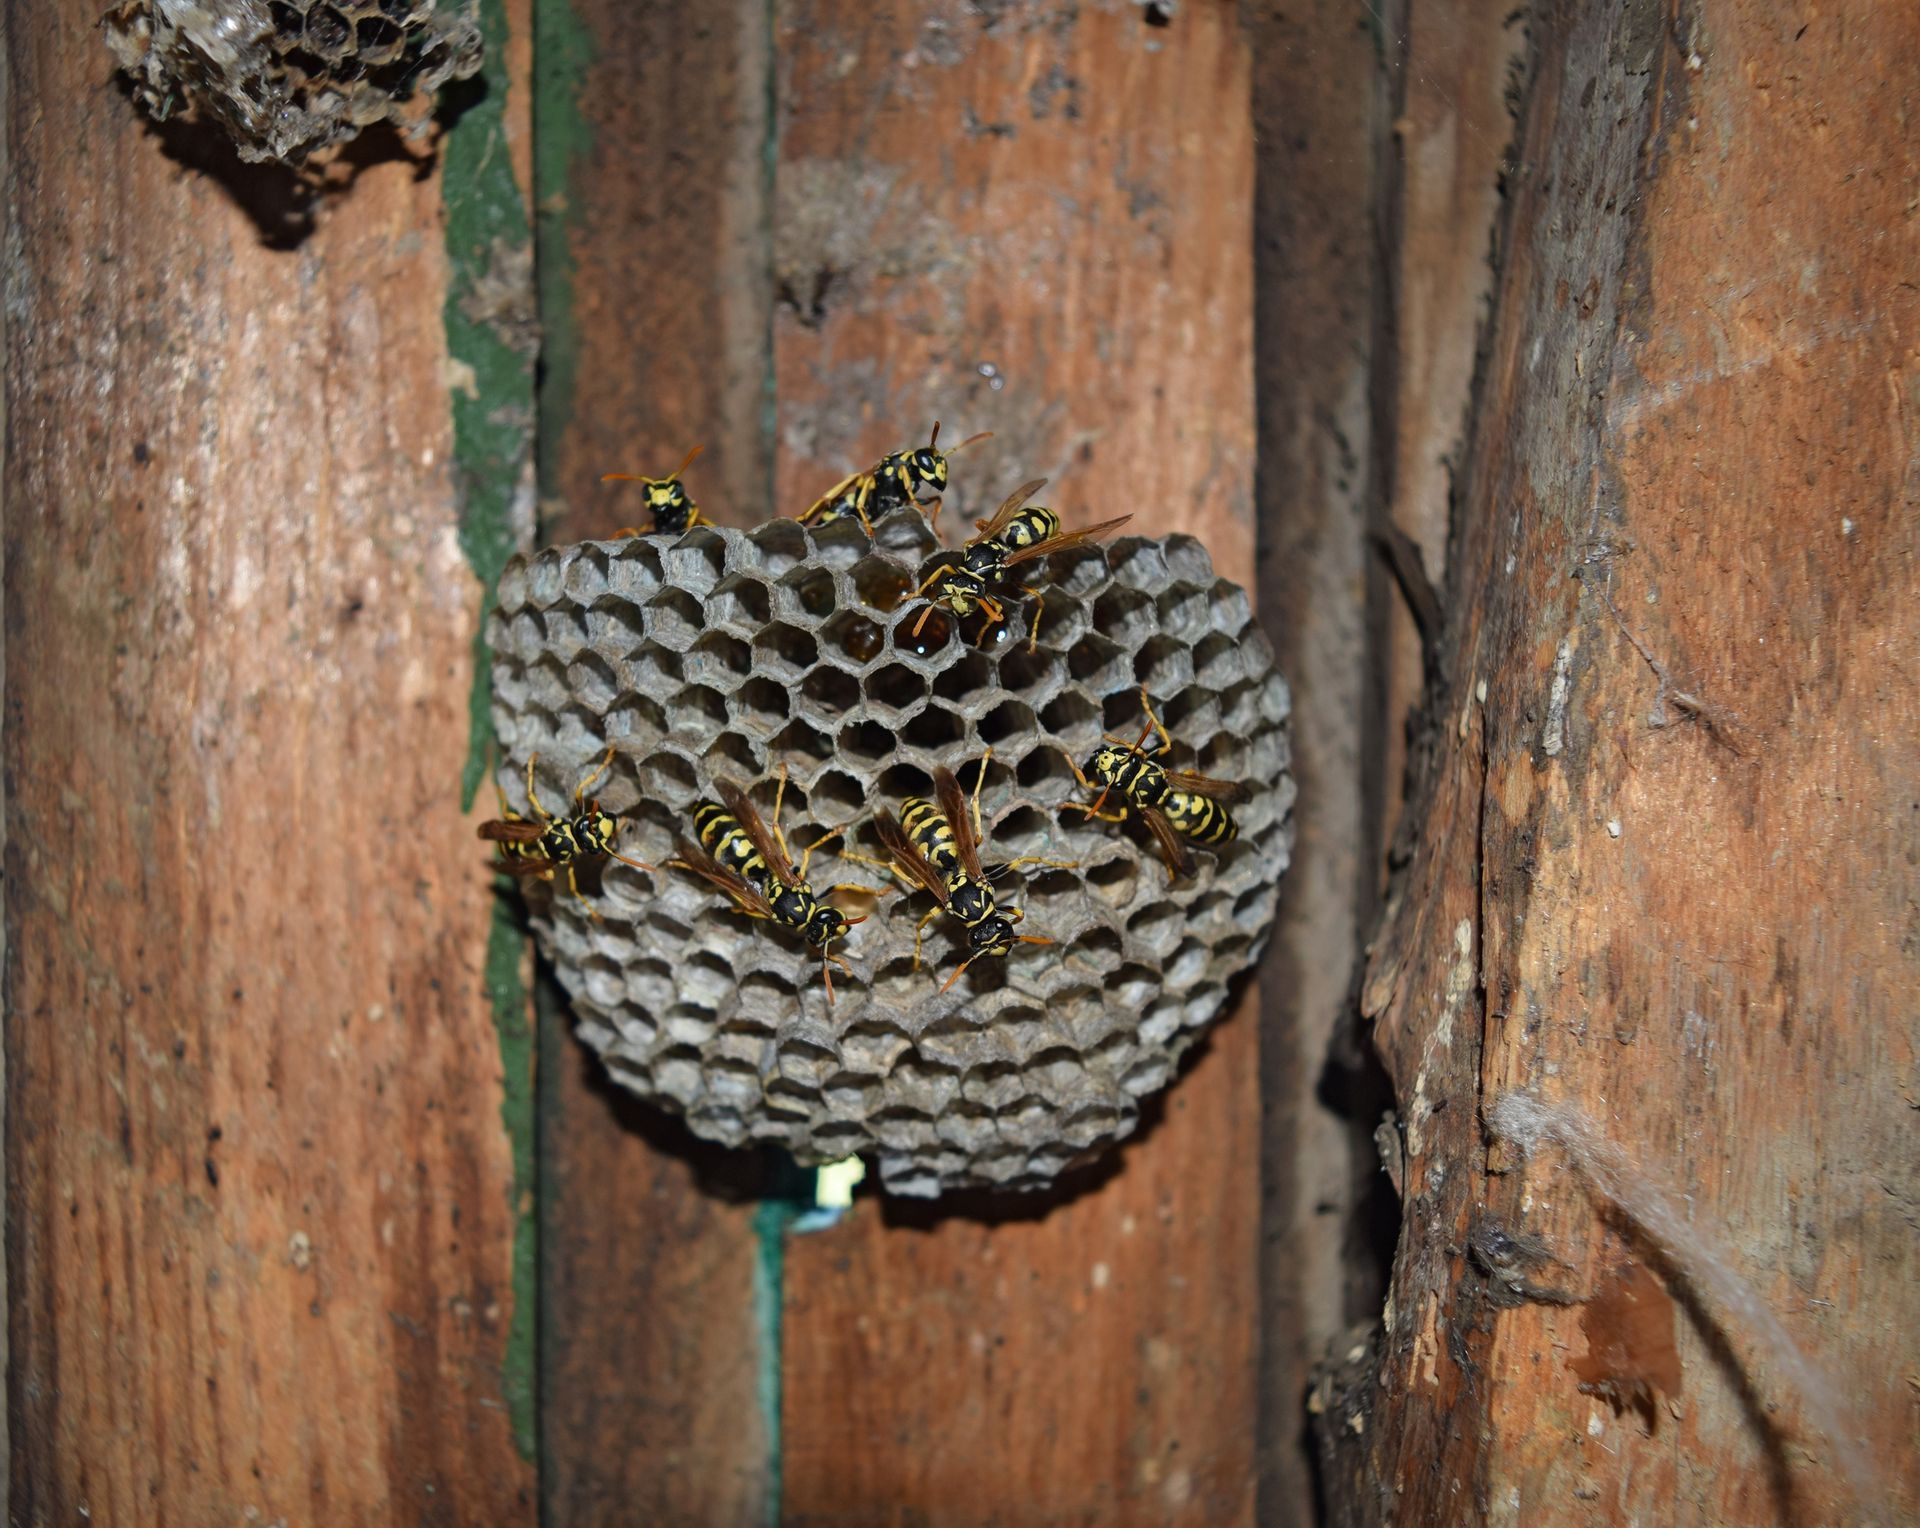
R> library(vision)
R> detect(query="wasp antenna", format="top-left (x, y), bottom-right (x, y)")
top-left (928, 419), bottom-right (942, 449)
top-left (950, 430), bottom-right (993, 454)
top-left (939, 955), bottom-right (979, 994)
top-left (601, 471), bottom-right (644, 482)
top-left (671, 443), bottom-right (705, 478)
top-left (1015, 934), bottom-right (1055, 947)
top-left (607, 850), bottom-right (658, 874)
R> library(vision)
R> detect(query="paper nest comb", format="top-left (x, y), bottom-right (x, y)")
top-left (105, 0), bottom-right (483, 165)
top-left (489, 508), bottom-right (1293, 1196)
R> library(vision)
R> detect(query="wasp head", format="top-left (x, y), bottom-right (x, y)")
top-left (806, 904), bottom-right (856, 949)
top-left (1087, 746), bottom-right (1132, 787)
top-left (576, 810), bottom-right (619, 855)
top-left (910, 446), bottom-right (948, 495)
top-left (966, 914), bottom-right (1017, 957)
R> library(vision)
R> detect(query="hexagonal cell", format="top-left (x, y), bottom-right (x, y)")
top-left (775, 565), bottom-right (838, 622)
top-left (900, 704), bottom-right (964, 755)
top-left (491, 519), bottom-right (1290, 1196)
top-left (643, 586), bottom-right (705, 650)
top-left (861, 661), bottom-right (927, 726)
top-left (890, 604), bottom-right (955, 663)
top-left (794, 666), bottom-right (858, 728)
top-left (836, 718), bottom-right (895, 770)
top-left (752, 621), bottom-right (819, 681)
top-left (822, 609), bottom-right (886, 670)
top-left (851, 554), bottom-right (916, 614)
top-left (709, 572), bottom-right (773, 633)
top-left (688, 629), bottom-right (752, 685)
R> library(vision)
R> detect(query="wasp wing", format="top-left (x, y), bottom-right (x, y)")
top-left (1141, 805), bottom-right (1197, 884)
top-left (968, 478), bottom-right (1050, 546)
top-left (998, 514), bottom-right (1134, 569)
top-left (478, 818), bottom-right (547, 844)
top-left (933, 767), bottom-right (988, 883)
top-left (715, 779), bottom-right (799, 883)
top-left (670, 839), bottom-right (780, 920)
top-left (798, 469), bottom-right (872, 524)
top-left (872, 808), bottom-right (953, 907)
top-left (1157, 769), bottom-right (1251, 804)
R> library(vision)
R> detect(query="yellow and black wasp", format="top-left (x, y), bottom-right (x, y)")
top-left (1061, 686), bottom-right (1247, 883)
top-left (848, 748), bottom-right (1072, 991)
top-left (795, 421), bottom-right (991, 538)
top-left (669, 767), bottom-right (877, 1004)
top-left (907, 478), bottom-right (1131, 651)
top-left (602, 444), bottom-right (709, 537)
top-left (478, 748), bottom-right (656, 915)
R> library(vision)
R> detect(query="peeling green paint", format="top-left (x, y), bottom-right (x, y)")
top-left (532, 0), bottom-right (596, 506)
top-left (753, 1155), bottom-right (815, 1528)
top-left (441, 0), bottom-right (537, 1462)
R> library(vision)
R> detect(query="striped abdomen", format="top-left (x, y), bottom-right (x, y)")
top-left (899, 797), bottom-right (963, 880)
top-left (993, 505), bottom-right (1060, 558)
top-left (694, 803), bottom-right (771, 891)
top-left (1162, 789), bottom-right (1237, 846)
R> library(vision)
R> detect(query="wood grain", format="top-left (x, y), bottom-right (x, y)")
top-left (1372, 0), bottom-right (1525, 859)
top-left (538, 0), bottom-right (773, 546)
top-left (770, 5), bottom-right (1259, 1522)
top-left (1330, 0), bottom-right (1920, 1520)
top-left (1247, 3), bottom-right (1383, 1519)
top-left (530, 3), bottom-right (776, 1522)
top-left (4, 10), bottom-right (534, 1525)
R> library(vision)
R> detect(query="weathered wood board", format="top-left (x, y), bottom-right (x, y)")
top-left (530, 3), bottom-right (774, 1521)
top-left (4, 3), bottom-right (537, 1521)
top-left (1327, 2), bottom-right (1920, 1522)
top-left (767, 6), bottom-right (1262, 1522)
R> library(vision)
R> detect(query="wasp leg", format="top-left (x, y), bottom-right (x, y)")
top-left (769, 764), bottom-right (796, 870)
top-left (819, 879), bottom-right (888, 902)
top-left (911, 903), bottom-right (947, 972)
top-left (1001, 855), bottom-right (1080, 872)
top-left (839, 850), bottom-right (917, 896)
top-left (525, 755), bottom-right (553, 823)
top-left (1018, 583), bottom-right (1046, 652)
top-left (575, 745), bottom-right (617, 805)
top-left (1135, 685), bottom-right (1174, 756)
top-left (796, 828), bottom-right (844, 883)
top-left (907, 562), bottom-right (956, 604)
top-left (609, 526), bottom-right (645, 540)
top-left (971, 745), bottom-right (996, 841)
top-left (563, 862), bottom-right (604, 921)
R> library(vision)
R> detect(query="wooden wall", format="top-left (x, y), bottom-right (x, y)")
top-left (10, 0), bottom-right (1915, 1524)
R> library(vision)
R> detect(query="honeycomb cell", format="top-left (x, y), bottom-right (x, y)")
top-left (490, 505), bottom-right (1291, 1195)
top-left (710, 573), bottom-right (773, 634)
top-left (861, 662), bottom-right (926, 726)
top-left (753, 622), bottom-right (819, 681)
top-left (823, 609), bottom-right (887, 670)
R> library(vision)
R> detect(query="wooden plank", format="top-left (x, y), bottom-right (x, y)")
top-left (1372, 0), bottom-right (1526, 863)
top-left (529, 1), bottom-right (775, 1521)
top-left (1329, 0), bottom-right (1920, 1520)
top-left (772, 6), bottom-right (1259, 1522)
top-left (3, 7), bottom-right (536, 1524)
top-left (536, 0), bottom-right (773, 545)
top-left (1246, 3), bottom-right (1383, 1519)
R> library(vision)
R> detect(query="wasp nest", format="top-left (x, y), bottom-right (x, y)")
top-left (104, 0), bottom-right (483, 164)
top-left (490, 510), bottom-right (1292, 1196)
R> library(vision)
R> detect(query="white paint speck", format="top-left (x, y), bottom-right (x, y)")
top-left (1476, 678), bottom-right (1488, 704)
top-left (1543, 638), bottom-right (1574, 756)
top-left (1842, 517), bottom-right (1855, 536)
top-left (1607, 818), bottom-right (1621, 838)
top-left (1091, 1262), bottom-right (1110, 1290)
top-left (1504, 553), bottom-right (1516, 576)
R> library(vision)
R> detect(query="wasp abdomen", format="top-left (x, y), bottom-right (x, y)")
top-left (1162, 790), bottom-right (1237, 845)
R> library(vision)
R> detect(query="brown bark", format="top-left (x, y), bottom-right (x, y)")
top-left (1330, 1), bottom-right (1920, 1522)
top-left (4, 9), bottom-right (534, 1525)
top-left (768, 5), bottom-right (1261, 1523)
